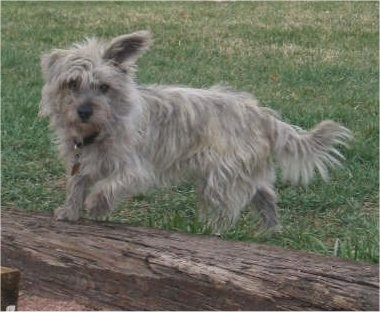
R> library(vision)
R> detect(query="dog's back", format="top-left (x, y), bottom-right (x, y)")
top-left (138, 85), bottom-right (272, 178)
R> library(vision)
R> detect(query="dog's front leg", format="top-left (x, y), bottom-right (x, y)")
top-left (54, 175), bottom-right (89, 221)
top-left (84, 177), bottom-right (121, 220)
top-left (85, 159), bottom-right (149, 220)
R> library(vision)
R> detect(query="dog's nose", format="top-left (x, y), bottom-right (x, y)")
top-left (77, 104), bottom-right (93, 121)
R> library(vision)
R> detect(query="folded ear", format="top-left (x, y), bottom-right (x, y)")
top-left (103, 30), bottom-right (152, 65)
top-left (41, 49), bottom-right (68, 81)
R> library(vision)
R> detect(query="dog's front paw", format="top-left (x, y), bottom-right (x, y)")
top-left (85, 192), bottom-right (111, 220)
top-left (256, 223), bottom-right (282, 237)
top-left (54, 206), bottom-right (80, 221)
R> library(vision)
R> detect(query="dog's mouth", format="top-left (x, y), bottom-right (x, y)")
top-left (74, 132), bottom-right (99, 148)
top-left (71, 119), bottom-right (102, 147)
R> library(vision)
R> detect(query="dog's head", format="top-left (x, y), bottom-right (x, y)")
top-left (40, 31), bottom-right (151, 144)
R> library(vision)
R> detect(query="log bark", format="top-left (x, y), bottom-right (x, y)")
top-left (1, 209), bottom-right (378, 311)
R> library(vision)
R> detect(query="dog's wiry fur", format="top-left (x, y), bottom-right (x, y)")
top-left (40, 31), bottom-right (352, 233)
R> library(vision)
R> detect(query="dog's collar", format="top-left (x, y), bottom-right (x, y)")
top-left (74, 132), bottom-right (99, 149)
top-left (71, 132), bottom-right (98, 176)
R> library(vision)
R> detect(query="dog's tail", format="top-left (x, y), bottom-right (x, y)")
top-left (265, 110), bottom-right (352, 185)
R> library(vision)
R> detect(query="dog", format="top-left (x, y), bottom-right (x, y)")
top-left (40, 30), bottom-right (352, 233)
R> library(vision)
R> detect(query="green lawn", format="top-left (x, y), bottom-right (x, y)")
top-left (1, 1), bottom-right (378, 263)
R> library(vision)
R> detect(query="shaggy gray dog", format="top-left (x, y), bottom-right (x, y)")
top-left (40, 30), bottom-right (352, 233)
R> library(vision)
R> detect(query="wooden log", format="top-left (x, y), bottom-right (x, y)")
top-left (1, 209), bottom-right (378, 311)
top-left (1, 267), bottom-right (20, 311)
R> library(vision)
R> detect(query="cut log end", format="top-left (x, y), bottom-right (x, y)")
top-left (1, 266), bottom-right (21, 311)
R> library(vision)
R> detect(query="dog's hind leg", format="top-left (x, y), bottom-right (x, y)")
top-left (247, 164), bottom-right (281, 232)
top-left (251, 185), bottom-right (281, 233)
top-left (197, 169), bottom-right (253, 234)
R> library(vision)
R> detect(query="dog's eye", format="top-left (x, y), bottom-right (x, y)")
top-left (67, 79), bottom-right (79, 91)
top-left (99, 84), bottom-right (110, 93)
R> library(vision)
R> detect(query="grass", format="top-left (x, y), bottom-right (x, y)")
top-left (1, 1), bottom-right (378, 263)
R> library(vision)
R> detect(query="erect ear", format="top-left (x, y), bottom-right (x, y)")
top-left (103, 30), bottom-right (152, 65)
top-left (40, 49), bottom-right (68, 81)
